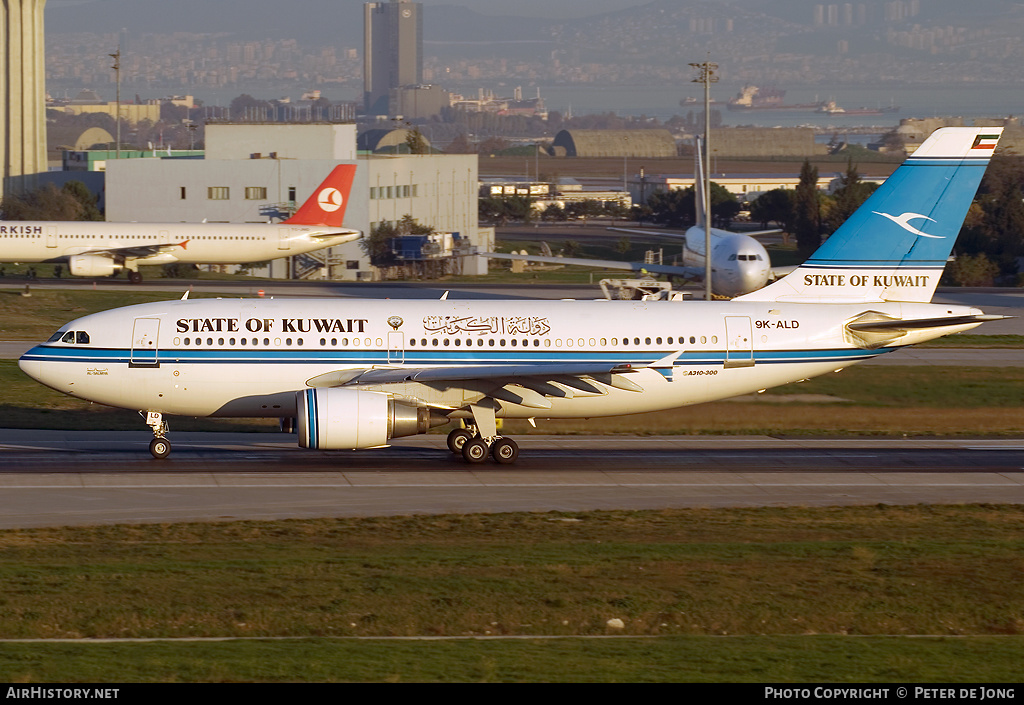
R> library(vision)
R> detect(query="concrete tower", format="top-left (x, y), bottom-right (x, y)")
top-left (1, 0), bottom-right (48, 197)
top-left (364, 0), bottom-right (422, 117)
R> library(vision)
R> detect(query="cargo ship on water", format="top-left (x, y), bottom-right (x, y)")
top-left (816, 99), bottom-right (900, 115)
top-left (726, 85), bottom-right (822, 112)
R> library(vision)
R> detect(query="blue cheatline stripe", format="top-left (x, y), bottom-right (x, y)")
top-left (21, 344), bottom-right (892, 368)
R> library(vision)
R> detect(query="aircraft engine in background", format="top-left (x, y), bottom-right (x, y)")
top-left (69, 254), bottom-right (117, 277)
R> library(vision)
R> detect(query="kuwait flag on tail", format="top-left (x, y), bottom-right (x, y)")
top-left (971, 134), bottom-right (1000, 150)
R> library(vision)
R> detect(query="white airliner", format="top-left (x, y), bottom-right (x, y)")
top-left (485, 151), bottom-right (783, 298)
top-left (19, 128), bottom-right (1007, 464)
top-left (0, 165), bottom-right (360, 283)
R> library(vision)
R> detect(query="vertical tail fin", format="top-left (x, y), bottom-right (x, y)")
top-left (284, 164), bottom-right (357, 227)
top-left (737, 127), bottom-right (1002, 303)
top-left (694, 139), bottom-right (706, 229)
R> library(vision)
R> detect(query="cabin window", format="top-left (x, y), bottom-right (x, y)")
top-left (264, 338), bottom-right (270, 346)
top-left (184, 338), bottom-right (191, 345)
top-left (286, 338), bottom-right (292, 346)
top-left (320, 338), bottom-right (326, 346)
top-left (432, 339), bottom-right (439, 346)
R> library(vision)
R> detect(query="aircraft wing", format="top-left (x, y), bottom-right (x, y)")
top-left (77, 241), bottom-right (190, 259)
top-left (607, 226), bottom-right (782, 238)
top-left (303, 356), bottom-right (686, 409)
top-left (484, 252), bottom-right (703, 279)
top-left (607, 227), bottom-right (688, 240)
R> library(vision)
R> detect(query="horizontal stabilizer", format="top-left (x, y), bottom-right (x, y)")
top-left (847, 314), bottom-right (1010, 332)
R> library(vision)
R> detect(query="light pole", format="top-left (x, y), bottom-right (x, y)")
top-left (109, 48), bottom-right (121, 159)
top-left (690, 56), bottom-right (718, 301)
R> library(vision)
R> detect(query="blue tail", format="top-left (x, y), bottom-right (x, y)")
top-left (738, 127), bottom-right (1002, 303)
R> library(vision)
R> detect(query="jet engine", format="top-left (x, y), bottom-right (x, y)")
top-left (296, 388), bottom-right (448, 450)
top-left (69, 254), bottom-right (117, 277)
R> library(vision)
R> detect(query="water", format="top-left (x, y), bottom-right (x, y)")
top-left (537, 83), bottom-right (1024, 129)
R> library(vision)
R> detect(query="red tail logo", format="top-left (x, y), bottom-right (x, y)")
top-left (285, 164), bottom-right (357, 227)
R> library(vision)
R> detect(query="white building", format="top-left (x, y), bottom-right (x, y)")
top-left (104, 122), bottom-right (489, 280)
top-left (628, 171), bottom-right (886, 205)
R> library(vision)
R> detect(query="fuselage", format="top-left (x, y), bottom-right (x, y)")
top-left (19, 296), bottom-right (984, 420)
top-left (0, 221), bottom-right (358, 266)
top-left (681, 226), bottom-right (772, 298)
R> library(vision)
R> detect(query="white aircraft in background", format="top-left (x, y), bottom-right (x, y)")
top-left (0, 165), bottom-right (360, 283)
top-left (486, 148), bottom-right (787, 298)
top-left (19, 128), bottom-right (1006, 465)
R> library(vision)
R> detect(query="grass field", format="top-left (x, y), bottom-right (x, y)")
top-left (0, 506), bottom-right (1022, 682)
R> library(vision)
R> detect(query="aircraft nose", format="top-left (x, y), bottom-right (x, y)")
top-left (17, 353), bottom-right (40, 382)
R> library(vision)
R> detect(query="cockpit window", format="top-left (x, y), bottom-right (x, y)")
top-left (47, 330), bottom-right (67, 343)
top-left (56, 331), bottom-right (90, 345)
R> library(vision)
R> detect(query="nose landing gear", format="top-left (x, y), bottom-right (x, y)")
top-left (144, 411), bottom-right (170, 459)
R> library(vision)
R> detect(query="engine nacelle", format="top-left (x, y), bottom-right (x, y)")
top-left (69, 254), bottom-right (117, 277)
top-left (296, 388), bottom-right (447, 450)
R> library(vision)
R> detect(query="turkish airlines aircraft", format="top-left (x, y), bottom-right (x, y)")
top-left (0, 165), bottom-right (359, 283)
top-left (19, 128), bottom-right (1006, 464)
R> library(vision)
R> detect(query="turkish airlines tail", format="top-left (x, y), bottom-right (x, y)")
top-left (736, 127), bottom-right (1002, 304)
top-left (284, 164), bottom-right (357, 228)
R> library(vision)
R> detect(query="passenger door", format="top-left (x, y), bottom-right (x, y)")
top-left (724, 316), bottom-right (754, 368)
top-left (130, 318), bottom-right (161, 368)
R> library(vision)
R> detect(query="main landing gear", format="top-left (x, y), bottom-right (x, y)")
top-left (145, 411), bottom-right (170, 459)
top-left (447, 399), bottom-right (521, 465)
top-left (447, 427), bottom-right (520, 465)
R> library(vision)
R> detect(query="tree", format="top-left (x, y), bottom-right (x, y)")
top-left (824, 159), bottom-right (878, 234)
top-left (793, 160), bottom-right (822, 258)
top-left (444, 132), bottom-right (474, 154)
top-left (361, 221), bottom-right (398, 267)
top-left (750, 188), bottom-right (794, 231)
top-left (0, 182), bottom-right (94, 221)
top-left (945, 253), bottom-right (1000, 287)
top-left (61, 180), bottom-right (103, 221)
top-left (404, 128), bottom-right (430, 155)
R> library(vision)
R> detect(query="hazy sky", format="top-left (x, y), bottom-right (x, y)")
top-left (48, 0), bottom-right (658, 20)
top-left (417, 0), bottom-right (654, 18)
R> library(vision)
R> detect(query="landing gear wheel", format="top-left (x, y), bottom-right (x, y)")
top-left (128, 271), bottom-right (143, 284)
top-left (447, 428), bottom-right (475, 454)
top-left (149, 437), bottom-right (171, 459)
top-left (462, 437), bottom-right (490, 464)
top-left (491, 438), bottom-right (519, 464)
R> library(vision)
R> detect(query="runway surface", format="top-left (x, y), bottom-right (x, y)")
top-left (0, 431), bottom-right (1022, 528)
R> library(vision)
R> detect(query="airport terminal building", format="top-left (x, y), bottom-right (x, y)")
top-left (102, 122), bottom-right (487, 280)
